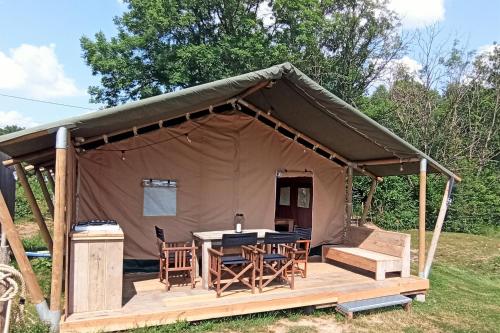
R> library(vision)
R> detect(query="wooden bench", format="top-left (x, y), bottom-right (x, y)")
top-left (322, 226), bottom-right (410, 280)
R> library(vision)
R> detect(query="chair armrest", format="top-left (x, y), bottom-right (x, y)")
top-left (247, 245), bottom-right (266, 254)
top-left (163, 246), bottom-right (197, 251)
top-left (281, 244), bottom-right (298, 252)
top-left (296, 239), bottom-right (311, 252)
top-left (207, 247), bottom-right (224, 257)
top-left (164, 241), bottom-right (189, 247)
top-left (241, 245), bottom-right (259, 254)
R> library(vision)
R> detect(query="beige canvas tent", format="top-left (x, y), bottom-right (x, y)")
top-left (0, 63), bottom-right (459, 332)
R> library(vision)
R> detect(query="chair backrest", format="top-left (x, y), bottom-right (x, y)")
top-left (155, 226), bottom-right (165, 242)
top-left (264, 232), bottom-right (298, 245)
top-left (154, 226), bottom-right (165, 255)
top-left (294, 226), bottom-right (312, 240)
top-left (222, 232), bottom-right (258, 248)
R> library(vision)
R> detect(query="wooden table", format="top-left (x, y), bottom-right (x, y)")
top-left (192, 229), bottom-right (276, 289)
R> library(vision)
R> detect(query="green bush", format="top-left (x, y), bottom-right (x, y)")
top-left (14, 174), bottom-right (50, 221)
top-left (354, 163), bottom-right (499, 234)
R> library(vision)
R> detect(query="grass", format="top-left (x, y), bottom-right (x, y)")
top-left (11, 228), bottom-right (500, 333)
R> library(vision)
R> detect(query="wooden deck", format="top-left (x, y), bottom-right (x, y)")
top-left (61, 262), bottom-right (428, 333)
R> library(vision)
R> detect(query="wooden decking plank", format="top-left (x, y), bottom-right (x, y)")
top-left (61, 263), bottom-right (428, 333)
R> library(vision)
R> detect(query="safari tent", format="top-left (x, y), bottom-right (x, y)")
top-left (0, 63), bottom-right (459, 332)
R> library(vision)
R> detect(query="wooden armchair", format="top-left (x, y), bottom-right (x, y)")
top-left (155, 226), bottom-right (197, 291)
top-left (208, 232), bottom-right (258, 297)
top-left (253, 232), bottom-right (298, 292)
top-left (292, 226), bottom-right (312, 278)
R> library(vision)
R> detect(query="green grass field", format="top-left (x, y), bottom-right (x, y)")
top-left (11, 229), bottom-right (500, 333)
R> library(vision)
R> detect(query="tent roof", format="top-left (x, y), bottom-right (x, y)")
top-left (0, 62), bottom-right (459, 180)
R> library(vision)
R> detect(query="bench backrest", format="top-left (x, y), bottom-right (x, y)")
top-left (346, 226), bottom-right (410, 258)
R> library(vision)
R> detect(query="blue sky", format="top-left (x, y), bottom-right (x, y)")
top-left (0, 0), bottom-right (498, 128)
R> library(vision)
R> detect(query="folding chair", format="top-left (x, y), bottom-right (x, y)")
top-left (208, 232), bottom-right (258, 297)
top-left (254, 232), bottom-right (298, 292)
top-left (155, 226), bottom-right (197, 291)
top-left (292, 226), bottom-right (312, 278)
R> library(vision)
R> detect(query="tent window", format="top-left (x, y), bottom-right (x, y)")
top-left (142, 179), bottom-right (177, 216)
top-left (279, 187), bottom-right (291, 206)
top-left (297, 187), bottom-right (310, 208)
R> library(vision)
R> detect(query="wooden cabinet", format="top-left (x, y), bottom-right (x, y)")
top-left (68, 229), bottom-right (124, 314)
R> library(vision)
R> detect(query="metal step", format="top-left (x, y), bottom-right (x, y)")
top-left (336, 295), bottom-right (412, 318)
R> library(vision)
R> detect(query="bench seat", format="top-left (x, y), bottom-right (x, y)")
top-left (322, 226), bottom-right (411, 280)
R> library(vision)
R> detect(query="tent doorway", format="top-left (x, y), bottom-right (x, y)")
top-left (275, 176), bottom-right (313, 231)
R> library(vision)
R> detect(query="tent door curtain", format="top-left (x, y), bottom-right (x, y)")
top-left (275, 175), bottom-right (313, 230)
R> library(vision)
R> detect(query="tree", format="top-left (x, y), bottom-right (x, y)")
top-left (360, 32), bottom-right (499, 233)
top-left (0, 125), bottom-right (24, 136)
top-left (81, 0), bottom-right (403, 106)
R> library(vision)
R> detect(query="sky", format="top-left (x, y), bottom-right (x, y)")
top-left (0, 0), bottom-right (498, 128)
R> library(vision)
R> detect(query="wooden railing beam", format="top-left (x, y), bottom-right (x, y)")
top-left (0, 189), bottom-right (45, 304)
top-left (3, 149), bottom-right (54, 167)
top-left (45, 169), bottom-right (55, 194)
top-left (35, 167), bottom-right (54, 219)
top-left (355, 157), bottom-right (420, 166)
top-left (14, 164), bottom-right (53, 253)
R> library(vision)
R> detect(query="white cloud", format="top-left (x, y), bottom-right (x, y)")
top-left (369, 56), bottom-right (423, 91)
top-left (0, 111), bottom-right (38, 128)
top-left (477, 44), bottom-right (497, 56)
top-left (256, 1), bottom-right (275, 28)
top-left (388, 0), bottom-right (445, 29)
top-left (0, 44), bottom-right (82, 98)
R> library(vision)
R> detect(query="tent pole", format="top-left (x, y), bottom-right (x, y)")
top-left (35, 167), bottom-right (54, 219)
top-left (346, 166), bottom-right (353, 231)
top-left (49, 127), bottom-right (68, 331)
top-left (0, 188), bottom-right (51, 323)
top-left (424, 178), bottom-right (454, 278)
top-left (418, 158), bottom-right (427, 278)
top-left (14, 164), bottom-right (53, 254)
top-left (361, 179), bottom-right (377, 225)
top-left (45, 169), bottom-right (56, 194)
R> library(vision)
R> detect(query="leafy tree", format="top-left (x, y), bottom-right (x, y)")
top-left (359, 32), bottom-right (499, 233)
top-left (0, 125), bottom-right (24, 135)
top-left (81, 0), bottom-right (403, 106)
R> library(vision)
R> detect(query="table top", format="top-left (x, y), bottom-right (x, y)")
top-left (192, 228), bottom-right (276, 241)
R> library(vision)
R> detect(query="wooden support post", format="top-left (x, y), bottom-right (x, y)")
top-left (418, 159), bottom-right (427, 277)
top-left (45, 169), bottom-right (55, 194)
top-left (50, 127), bottom-right (68, 324)
top-left (35, 168), bottom-right (54, 219)
top-left (424, 178), bottom-right (454, 278)
top-left (14, 164), bottom-right (53, 253)
top-left (346, 166), bottom-right (353, 233)
top-left (361, 179), bottom-right (377, 225)
top-left (0, 189), bottom-right (45, 305)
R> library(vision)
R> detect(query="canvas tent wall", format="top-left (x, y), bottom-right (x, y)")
top-left (77, 112), bottom-right (345, 259)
